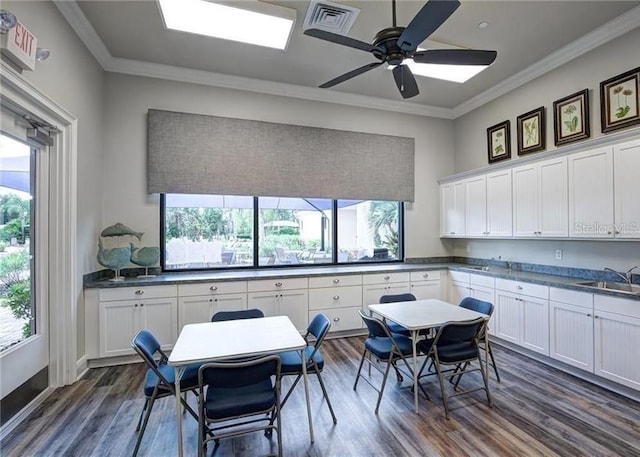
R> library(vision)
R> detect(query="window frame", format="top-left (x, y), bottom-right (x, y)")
top-left (159, 194), bottom-right (404, 272)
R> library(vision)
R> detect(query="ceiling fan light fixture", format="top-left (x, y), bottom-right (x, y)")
top-left (396, 60), bottom-right (489, 83)
top-left (157, 0), bottom-right (296, 50)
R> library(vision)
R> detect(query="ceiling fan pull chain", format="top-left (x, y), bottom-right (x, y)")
top-left (392, 0), bottom-right (397, 27)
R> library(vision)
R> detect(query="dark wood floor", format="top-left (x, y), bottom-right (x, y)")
top-left (2, 337), bottom-right (640, 457)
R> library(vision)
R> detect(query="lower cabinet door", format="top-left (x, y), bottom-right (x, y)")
top-left (495, 292), bottom-right (521, 345)
top-left (178, 294), bottom-right (246, 329)
top-left (410, 281), bottom-right (440, 300)
top-left (248, 292), bottom-right (279, 317)
top-left (313, 306), bottom-right (363, 332)
top-left (549, 301), bottom-right (594, 372)
top-left (521, 296), bottom-right (549, 355)
top-left (140, 297), bottom-right (178, 352)
top-left (279, 290), bottom-right (309, 333)
top-left (100, 300), bottom-right (137, 357)
top-left (471, 285), bottom-right (496, 336)
top-left (594, 310), bottom-right (640, 390)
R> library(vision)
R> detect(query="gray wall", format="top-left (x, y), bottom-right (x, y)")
top-left (3, 0), bottom-right (105, 359)
top-left (102, 72), bottom-right (455, 260)
top-left (452, 27), bottom-right (640, 271)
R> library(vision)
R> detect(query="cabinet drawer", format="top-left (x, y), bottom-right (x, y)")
top-left (178, 281), bottom-right (247, 297)
top-left (247, 277), bottom-right (308, 292)
top-left (311, 306), bottom-right (363, 332)
top-left (362, 272), bottom-right (410, 285)
top-left (99, 285), bottom-right (177, 302)
top-left (449, 271), bottom-right (470, 283)
top-left (309, 286), bottom-right (362, 310)
top-left (309, 275), bottom-right (362, 289)
top-left (469, 274), bottom-right (494, 288)
top-left (549, 287), bottom-right (593, 308)
top-left (495, 279), bottom-right (548, 299)
top-left (595, 295), bottom-right (640, 319)
top-left (410, 270), bottom-right (441, 282)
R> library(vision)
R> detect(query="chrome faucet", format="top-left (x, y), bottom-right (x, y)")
top-left (604, 266), bottom-right (638, 284)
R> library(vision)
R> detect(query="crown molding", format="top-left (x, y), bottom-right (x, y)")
top-left (452, 5), bottom-right (640, 118)
top-left (56, 1), bottom-right (640, 120)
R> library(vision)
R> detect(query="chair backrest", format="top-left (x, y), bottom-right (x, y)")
top-left (274, 247), bottom-right (287, 261)
top-left (435, 317), bottom-right (485, 346)
top-left (199, 355), bottom-right (281, 389)
top-left (358, 310), bottom-right (392, 339)
top-left (131, 329), bottom-right (162, 368)
top-left (307, 313), bottom-right (331, 347)
top-left (379, 293), bottom-right (417, 304)
top-left (459, 296), bottom-right (494, 316)
top-left (211, 308), bottom-right (265, 322)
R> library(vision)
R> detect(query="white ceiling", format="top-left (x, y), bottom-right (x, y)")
top-left (65, 1), bottom-right (640, 117)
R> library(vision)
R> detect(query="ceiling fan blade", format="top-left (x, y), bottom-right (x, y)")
top-left (398, 0), bottom-right (461, 52)
top-left (413, 49), bottom-right (497, 66)
top-left (304, 28), bottom-right (378, 53)
top-left (319, 62), bottom-right (384, 88)
top-left (392, 64), bottom-right (419, 99)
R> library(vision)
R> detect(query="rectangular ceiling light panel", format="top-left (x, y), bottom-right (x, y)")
top-left (157, 0), bottom-right (296, 50)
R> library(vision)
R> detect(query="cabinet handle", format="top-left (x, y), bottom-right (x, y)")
top-left (333, 317), bottom-right (340, 322)
top-left (333, 295), bottom-right (340, 300)
top-left (135, 290), bottom-right (144, 295)
top-left (210, 286), bottom-right (218, 291)
top-left (423, 273), bottom-right (429, 279)
top-left (517, 286), bottom-right (523, 290)
top-left (209, 299), bottom-right (213, 302)
top-left (615, 230), bottom-right (620, 234)
top-left (140, 303), bottom-right (144, 307)
top-left (607, 231), bottom-right (612, 235)
top-left (586, 313), bottom-right (592, 317)
top-left (134, 303), bottom-right (138, 307)
top-left (332, 279), bottom-right (340, 284)
top-left (594, 315), bottom-right (599, 319)
top-left (384, 276), bottom-right (390, 280)
top-left (450, 232), bottom-right (455, 235)
top-left (275, 282), bottom-right (283, 287)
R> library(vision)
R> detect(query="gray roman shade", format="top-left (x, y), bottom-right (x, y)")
top-left (147, 109), bottom-right (414, 201)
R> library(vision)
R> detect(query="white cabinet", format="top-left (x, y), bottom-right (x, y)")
top-left (362, 272), bottom-right (411, 306)
top-left (594, 295), bottom-right (640, 390)
top-left (465, 175), bottom-right (487, 237)
top-left (613, 139), bottom-right (640, 238)
top-left (468, 274), bottom-right (496, 336)
top-left (568, 147), bottom-right (614, 238)
top-left (549, 288), bottom-right (594, 372)
top-left (448, 271), bottom-right (470, 305)
top-left (440, 180), bottom-right (465, 237)
top-left (409, 270), bottom-right (442, 300)
top-left (178, 281), bottom-right (247, 329)
top-left (308, 274), bottom-right (363, 333)
top-left (248, 278), bottom-right (308, 332)
top-left (464, 171), bottom-right (512, 238)
top-left (513, 157), bottom-right (568, 238)
top-left (495, 279), bottom-right (549, 355)
top-left (98, 285), bottom-right (178, 358)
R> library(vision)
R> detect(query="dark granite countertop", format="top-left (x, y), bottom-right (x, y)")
top-left (84, 261), bottom-right (640, 301)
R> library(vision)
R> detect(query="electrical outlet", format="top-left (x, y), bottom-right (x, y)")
top-left (555, 249), bottom-right (562, 260)
top-left (466, 245), bottom-right (471, 253)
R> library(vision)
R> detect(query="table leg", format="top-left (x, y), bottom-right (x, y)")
top-left (174, 366), bottom-right (186, 457)
top-left (412, 329), bottom-right (419, 413)
top-left (300, 349), bottom-right (315, 443)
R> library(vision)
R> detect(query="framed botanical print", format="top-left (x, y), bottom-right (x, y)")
top-left (487, 120), bottom-right (511, 164)
top-left (599, 66), bottom-right (640, 133)
top-left (553, 89), bottom-right (590, 146)
top-left (517, 106), bottom-right (545, 155)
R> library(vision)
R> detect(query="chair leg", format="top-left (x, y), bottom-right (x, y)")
top-left (452, 362), bottom-right (470, 390)
top-left (353, 348), bottom-right (368, 391)
top-left (135, 399), bottom-right (149, 432)
top-left (275, 395), bottom-right (283, 457)
top-left (374, 357), bottom-right (394, 414)
top-left (391, 361), bottom-right (404, 382)
top-left (315, 370), bottom-right (337, 424)
top-left (432, 357), bottom-right (450, 420)
top-left (477, 355), bottom-right (493, 408)
top-left (133, 389), bottom-right (159, 457)
top-left (280, 374), bottom-right (302, 409)
top-left (487, 342), bottom-right (501, 382)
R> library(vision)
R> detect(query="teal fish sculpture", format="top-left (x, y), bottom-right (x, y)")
top-left (97, 239), bottom-right (132, 281)
top-left (100, 222), bottom-right (144, 241)
top-left (130, 244), bottom-right (160, 277)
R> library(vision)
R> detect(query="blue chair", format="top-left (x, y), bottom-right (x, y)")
top-left (417, 317), bottom-right (492, 419)
top-left (130, 330), bottom-right (201, 457)
top-left (276, 313), bottom-right (337, 424)
top-left (211, 308), bottom-right (264, 322)
top-left (354, 310), bottom-right (428, 414)
top-left (379, 293), bottom-right (417, 336)
top-left (197, 355), bottom-right (282, 457)
top-left (458, 297), bottom-right (500, 382)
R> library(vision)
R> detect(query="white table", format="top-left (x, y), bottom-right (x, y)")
top-left (169, 316), bottom-right (314, 456)
top-left (368, 299), bottom-right (488, 413)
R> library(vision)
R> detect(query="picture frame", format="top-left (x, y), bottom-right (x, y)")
top-left (553, 89), bottom-right (590, 146)
top-left (599, 66), bottom-right (640, 133)
top-left (487, 120), bottom-right (511, 164)
top-left (516, 106), bottom-right (545, 155)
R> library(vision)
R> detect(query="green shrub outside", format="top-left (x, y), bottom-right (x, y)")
top-left (4, 280), bottom-right (32, 337)
top-left (0, 250), bottom-right (30, 290)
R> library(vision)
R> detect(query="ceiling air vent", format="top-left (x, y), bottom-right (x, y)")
top-left (303, 0), bottom-right (360, 36)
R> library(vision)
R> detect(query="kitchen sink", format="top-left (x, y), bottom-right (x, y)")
top-left (575, 280), bottom-right (640, 295)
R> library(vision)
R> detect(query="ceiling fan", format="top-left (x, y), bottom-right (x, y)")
top-left (303, 0), bottom-right (497, 99)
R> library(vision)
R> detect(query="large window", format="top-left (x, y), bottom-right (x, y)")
top-left (162, 195), bottom-right (402, 270)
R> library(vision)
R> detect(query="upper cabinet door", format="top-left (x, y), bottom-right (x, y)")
top-left (465, 175), bottom-right (487, 237)
top-left (613, 139), bottom-right (640, 238)
top-left (486, 169), bottom-right (512, 237)
top-left (538, 157), bottom-right (568, 237)
top-left (568, 147), bottom-right (614, 238)
top-left (512, 163), bottom-right (539, 237)
top-left (440, 180), bottom-right (465, 237)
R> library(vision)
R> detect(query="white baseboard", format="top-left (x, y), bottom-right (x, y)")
top-left (0, 387), bottom-right (53, 441)
top-left (76, 355), bottom-right (88, 380)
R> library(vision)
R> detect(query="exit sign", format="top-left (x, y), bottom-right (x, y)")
top-left (1, 20), bottom-right (37, 71)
